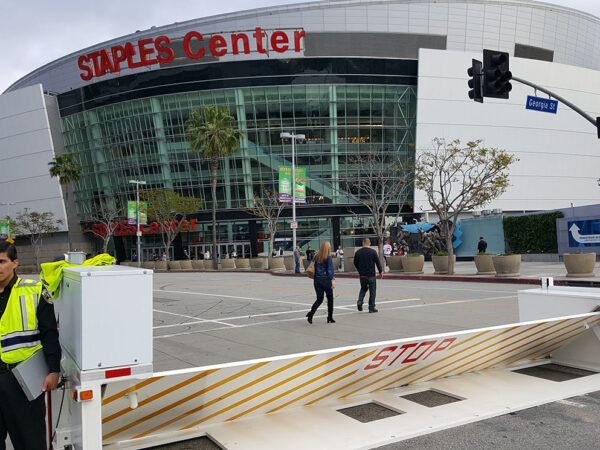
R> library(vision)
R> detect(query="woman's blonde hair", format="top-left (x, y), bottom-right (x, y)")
top-left (316, 241), bottom-right (331, 264)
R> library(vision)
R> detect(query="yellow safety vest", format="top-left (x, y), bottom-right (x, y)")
top-left (0, 278), bottom-right (43, 364)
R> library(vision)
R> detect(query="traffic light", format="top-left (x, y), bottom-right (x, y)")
top-left (483, 49), bottom-right (512, 99)
top-left (467, 59), bottom-right (483, 103)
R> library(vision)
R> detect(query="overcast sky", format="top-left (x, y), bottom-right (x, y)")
top-left (1, 0), bottom-right (599, 93)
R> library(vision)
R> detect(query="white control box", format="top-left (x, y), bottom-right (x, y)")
top-left (59, 266), bottom-right (153, 371)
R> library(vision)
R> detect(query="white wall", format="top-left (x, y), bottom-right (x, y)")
top-left (415, 48), bottom-right (600, 213)
top-left (0, 84), bottom-right (68, 230)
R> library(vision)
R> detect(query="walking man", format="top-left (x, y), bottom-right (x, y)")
top-left (293, 246), bottom-right (301, 273)
top-left (353, 238), bottom-right (383, 313)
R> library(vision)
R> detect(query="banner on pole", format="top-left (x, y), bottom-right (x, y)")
top-left (279, 166), bottom-right (306, 204)
top-left (0, 220), bottom-right (8, 239)
top-left (128, 201), bottom-right (148, 225)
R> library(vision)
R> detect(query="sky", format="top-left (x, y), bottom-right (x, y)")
top-left (1, 0), bottom-right (599, 93)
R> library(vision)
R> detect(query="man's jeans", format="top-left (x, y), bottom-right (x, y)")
top-left (357, 276), bottom-right (377, 310)
top-left (295, 261), bottom-right (300, 273)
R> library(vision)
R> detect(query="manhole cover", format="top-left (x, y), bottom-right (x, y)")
top-left (337, 402), bottom-right (403, 423)
top-left (401, 389), bottom-right (463, 407)
top-left (513, 363), bottom-right (597, 382)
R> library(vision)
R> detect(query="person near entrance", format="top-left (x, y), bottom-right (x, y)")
top-left (354, 238), bottom-right (383, 313)
top-left (477, 237), bottom-right (488, 253)
top-left (293, 246), bottom-right (301, 273)
top-left (306, 246), bottom-right (315, 262)
top-left (0, 241), bottom-right (61, 450)
top-left (335, 245), bottom-right (344, 271)
top-left (306, 241), bottom-right (336, 324)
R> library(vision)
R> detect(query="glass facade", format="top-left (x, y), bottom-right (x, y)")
top-left (61, 81), bottom-right (416, 256)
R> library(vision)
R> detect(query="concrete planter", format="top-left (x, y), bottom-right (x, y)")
top-left (268, 257), bottom-right (284, 270)
top-left (155, 261), bottom-right (167, 271)
top-left (250, 258), bottom-right (266, 270)
top-left (221, 259), bottom-right (236, 269)
top-left (283, 256), bottom-right (295, 271)
top-left (432, 255), bottom-right (456, 275)
top-left (346, 257), bottom-right (354, 272)
top-left (403, 254), bottom-right (425, 274)
top-left (180, 260), bottom-right (192, 270)
top-left (302, 259), bottom-right (312, 270)
top-left (168, 261), bottom-right (181, 270)
top-left (331, 257), bottom-right (339, 271)
top-left (235, 258), bottom-right (250, 269)
top-left (386, 255), bottom-right (404, 272)
top-left (474, 254), bottom-right (496, 275)
top-left (142, 262), bottom-right (154, 269)
top-left (204, 260), bottom-right (217, 270)
top-left (564, 253), bottom-right (596, 278)
top-left (492, 254), bottom-right (521, 277)
top-left (191, 260), bottom-right (204, 270)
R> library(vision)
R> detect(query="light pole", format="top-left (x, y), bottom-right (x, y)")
top-left (129, 180), bottom-right (146, 267)
top-left (280, 132), bottom-right (305, 252)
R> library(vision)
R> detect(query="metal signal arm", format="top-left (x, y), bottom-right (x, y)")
top-left (512, 76), bottom-right (600, 137)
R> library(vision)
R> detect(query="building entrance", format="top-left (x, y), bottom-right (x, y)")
top-left (188, 242), bottom-right (251, 259)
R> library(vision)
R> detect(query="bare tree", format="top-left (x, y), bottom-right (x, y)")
top-left (342, 149), bottom-right (412, 266)
top-left (14, 209), bottom-right (62, 269)
top-left (87, 203), bottom-right (124, 254)
top-left (142, 190), bottom-right (202, 268)
top-left (414, 138), bottom-right (518, 275)
top-left (247, 187), bottom-right (286, 256)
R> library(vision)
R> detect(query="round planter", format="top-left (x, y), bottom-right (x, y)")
top-left (191, 260), bottom-right (204, 270)
top-left (250, 258), bottom-right (266, 270)
top-left (403, 254), bottom-right (425, 274)
top-left (204, 260), bottom-right (217, 270)
top-left (474, 254), bottom-right (495, 275)
top-left (235, 258), bottom-right (250, 269)
top-left (386, 255), bottom-right (404, 273)
top-left (283, 256), bottom-right (295, 271)
top-left (169, 260), bottom-right (181, 270)
top-left (432, 255), bottom-right (456, 275)
top-left (268, 257), bottom-right (284, 270)
top-left (492, 254), bottom-right (521, 277)
top-left (564, 253), bottom-right (596, 278)
top-left (221, 259), bottom-right (236, 269)
top-left (142, 262), bottom-right (154, 269)
top-left (346, 257), bottom-right (354, 272)
top-left (302, 259), bottom-right (311, 270)
top-left (155, 261), bottom-right (167, 271)
top-left (180, 260), bottom-right (192, 270)
top-left (331, 257), bottom-right (339, 271)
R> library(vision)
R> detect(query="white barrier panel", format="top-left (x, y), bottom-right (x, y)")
top-left (101, 312), bottom-right (599, 446)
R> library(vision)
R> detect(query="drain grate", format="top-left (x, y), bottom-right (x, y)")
top-left (149, 435), bottom-right (222, 449)
top-left (337, 402), bottom-right (403, 423)
top-left (513, 363), bottom-right (597, 382)
top-left (401, 389), bottom-right (463, 407)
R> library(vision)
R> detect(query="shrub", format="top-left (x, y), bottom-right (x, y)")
top-left (407, 253), bottom-right (423, 257)
top-left (503, 211), bottom-right (563, 254)
top-left (434, 251), bottom-right (448, 256)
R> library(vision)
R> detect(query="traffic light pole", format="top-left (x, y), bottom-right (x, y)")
top-left (512, 76), bottom-right (598, 131)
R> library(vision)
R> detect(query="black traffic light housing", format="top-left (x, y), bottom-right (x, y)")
top-left (483, 49), bottom-right (512, 99)
top-left (467, 59), bottom-right (483, 103)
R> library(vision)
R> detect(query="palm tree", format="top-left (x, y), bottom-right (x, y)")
top-left (49, 153), bottom-right (82, 251)
top-left (186, 106), bottom-right (242, 269)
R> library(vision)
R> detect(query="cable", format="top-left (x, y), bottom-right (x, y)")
top-left (50, 376), bottom-right (67, 447)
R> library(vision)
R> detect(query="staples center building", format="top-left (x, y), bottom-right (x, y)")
top-left (2, 0), bottom-right (600, 262)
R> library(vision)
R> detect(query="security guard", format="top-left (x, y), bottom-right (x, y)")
top-left (0, 241), bottom-right (61, 450)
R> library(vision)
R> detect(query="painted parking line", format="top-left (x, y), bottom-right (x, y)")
top-left (154, 289), bottom-right (309, 307)
top-left (154, 309), bottom-right (238, 328)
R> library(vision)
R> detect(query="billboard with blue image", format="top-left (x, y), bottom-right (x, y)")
top-left (568, 219), bottom-right (600, 248)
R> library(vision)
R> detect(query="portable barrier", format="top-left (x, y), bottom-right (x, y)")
top-left (46, 276), bottom-right (600, 449)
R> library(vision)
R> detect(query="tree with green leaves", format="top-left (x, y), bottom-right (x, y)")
top-left (414, 138), bottom-right (518, 275)
top-left (186, 106), bottom-right (242, 269)
top-left (48, 153), bottom-right (82, 251)
top-left (14, 209), bottom-right (63, 269)
top-left (142, 190), bottom-right (202, 268)
top-left (247, 187), bottom-right (286, 257)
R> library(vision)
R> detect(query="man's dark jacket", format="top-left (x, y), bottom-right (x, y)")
top-left (353, 247), bottom-right (383, 277)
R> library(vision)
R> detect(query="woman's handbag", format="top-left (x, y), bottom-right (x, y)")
top-left (306, 260), bottom-right (315, 279)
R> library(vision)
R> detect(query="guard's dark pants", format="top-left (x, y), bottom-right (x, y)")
top-left (0, 371), bottom-right (46, 450)
top-left (310, 277), bottom-right (334, 319)
top-left (357, 276), bottom-right (377, 310)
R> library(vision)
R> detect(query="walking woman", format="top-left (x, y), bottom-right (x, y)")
top-left (307, 241), bottom-right (336, 324)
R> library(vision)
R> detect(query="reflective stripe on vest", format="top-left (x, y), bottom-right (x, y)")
top-left (0, 278), bottom-right (43, 364)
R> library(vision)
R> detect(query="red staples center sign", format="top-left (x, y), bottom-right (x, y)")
top-left (78, 27), bottom-right (306, 81)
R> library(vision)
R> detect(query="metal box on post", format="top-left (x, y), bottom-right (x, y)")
top-left (59, 265), bottom-right (153, 371)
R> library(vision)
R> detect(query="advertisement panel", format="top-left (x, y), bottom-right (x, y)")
top-left (128, 201), bottom-right (148, 225)
top-left (0, 220), bottom-right (8, 239)
top-left (279, 166), bottom-right (306, 204)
